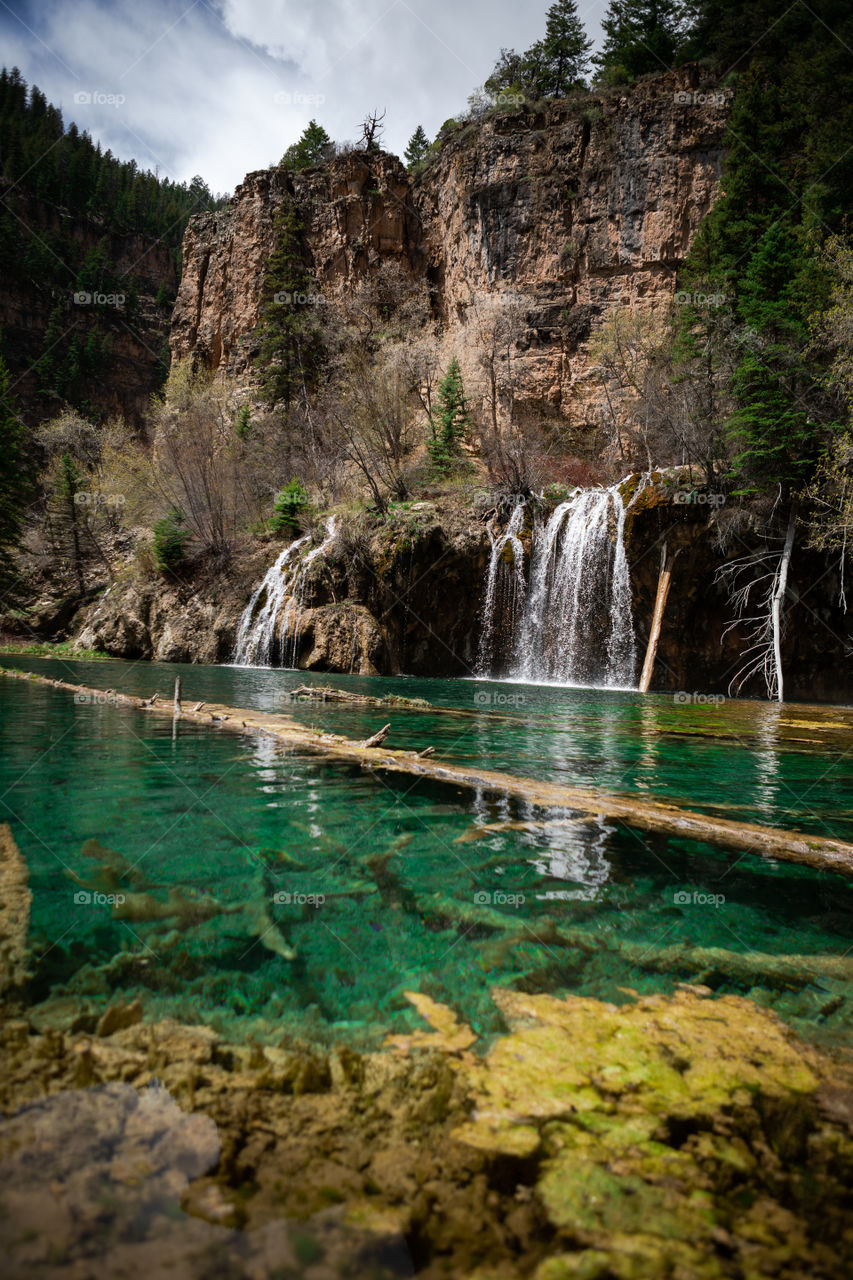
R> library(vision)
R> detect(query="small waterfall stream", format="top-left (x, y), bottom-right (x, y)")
top-left (233, 516), bottom-right (338, 667)
top-left (477, 486), bottom-right (636, 688)
top-left (475, 501), bottom-right (528, 677)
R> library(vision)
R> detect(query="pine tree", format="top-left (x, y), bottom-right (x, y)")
top-left (484, 48), bottom-right (536, 101)
top-left (281, 120), bottom-right (333, 170)
top-left (726, 224), bottom-right (822, 494)
top-left (404, 125), bottom-right (430, 170)
top-left (428, 357), bottom-right (471, 474)
top-left (0, 353), bottom-right (31, 598)
top-left (594, 0), bottom-right (687, 81)
top-left (256, 199), bottom-right (326, 408)
top-left (54, 451), bottom-right (85, 592)
top-left (538, 0), bottom-right (593, 95)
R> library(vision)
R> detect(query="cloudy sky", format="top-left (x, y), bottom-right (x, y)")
top-left (0, 0), bottom-right (608, 194)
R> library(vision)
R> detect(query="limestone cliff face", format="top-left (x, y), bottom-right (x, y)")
top-left (171, 153), bottom-right (423, 384)
top-left (170, 67), bottom-right (728, 440)
top-left (417, 69), bottom-right (728, 434)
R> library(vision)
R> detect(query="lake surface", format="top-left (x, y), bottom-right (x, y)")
top-left (2, 655), bottom-right (853, 1048)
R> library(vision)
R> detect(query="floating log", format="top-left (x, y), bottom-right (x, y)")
top-left (4, 667), bottom-right (853, 880)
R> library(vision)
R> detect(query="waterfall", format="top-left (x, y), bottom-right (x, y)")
top-left (475, 501), bottom-right (528, 676)
top-left (233, 517), bottom-right (338, 667)
top-left (478, 487), bottom-right (636, 687)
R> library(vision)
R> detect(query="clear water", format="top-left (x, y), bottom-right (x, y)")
top-left (2, 655), bottom-right (853, 1048)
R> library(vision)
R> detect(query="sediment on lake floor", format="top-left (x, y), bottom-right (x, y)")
top-left (1, 985), bottom-right (853, 1278)
top-left (3, 665), bottom-right (853, 879)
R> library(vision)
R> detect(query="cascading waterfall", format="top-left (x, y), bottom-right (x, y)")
top-left (517, 487), bottom-right (635, 686)
top-left (478, 487), bottom-right (636, 687)
top-left (475, 501), bottom-right (528, 677)
top-left (233, 516), bottom-right (338, 667)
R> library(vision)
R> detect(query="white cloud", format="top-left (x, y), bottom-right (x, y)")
top-left (2, 0), bottom-right (607, 193)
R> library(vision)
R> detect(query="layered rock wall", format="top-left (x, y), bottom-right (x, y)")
top-left (171, 67), bottom-right (728, 443)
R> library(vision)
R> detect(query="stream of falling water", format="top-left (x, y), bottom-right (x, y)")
top-left (478, 487), bottom-right (636, 687)
top-left (475, 501), bottom-right (528, 677)
top-left (233, 517), bottom-right (338, 667)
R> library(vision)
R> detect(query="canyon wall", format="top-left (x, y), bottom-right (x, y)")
top-left (171, 67), bottom-right (729, 446)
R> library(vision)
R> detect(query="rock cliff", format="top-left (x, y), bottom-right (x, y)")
top-left (171, 67), bottom-right (728, 443)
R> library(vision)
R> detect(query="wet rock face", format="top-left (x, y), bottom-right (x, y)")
top-left (71, 504), bottom-right (490, 675)
top-left (170, 69), bottom-right (728, 439)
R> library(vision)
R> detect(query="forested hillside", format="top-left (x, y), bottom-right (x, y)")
top-left (0, 67), bottom-right (225, 420)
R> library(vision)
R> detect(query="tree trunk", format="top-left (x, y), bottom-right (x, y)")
top-left (639, 542), bottom-right (679, 693)
top-left (771, 511), bottom-right (796, 703)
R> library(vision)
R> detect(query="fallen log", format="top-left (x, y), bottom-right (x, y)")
top-left (4, 666), bottom-right (853, 880)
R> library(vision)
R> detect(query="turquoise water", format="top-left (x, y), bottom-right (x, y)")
top-left (2, 656), bottom-right (853, 1048)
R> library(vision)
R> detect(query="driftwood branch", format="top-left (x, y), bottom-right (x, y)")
top-left (361, 723), bottom-right (390, 749)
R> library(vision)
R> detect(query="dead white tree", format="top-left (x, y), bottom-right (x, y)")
top-left (717, 504), bottom-right (797, 702)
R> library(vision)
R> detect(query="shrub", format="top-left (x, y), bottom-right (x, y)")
top-left (152, 509), bottom-right (188, 573)
top-left (269, 479), bottom-right (308, 537)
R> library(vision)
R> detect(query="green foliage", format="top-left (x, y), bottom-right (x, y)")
top-left (152, 509), bottom-right (188, 574)
top-left (538, 0), bottom-right (593, 95)
top-left (234, 404), bottom-right (252, 439)
top-left (404, 125), bottom-right (430, 170)
top-left (281, 120), bottom-right (333, 170)
top-left (484, 1), bottom-right (592, 101)
top-left (0, 352), bottom-right (32, 596)
top-left (269, 478), bottom-right (308, 536)
top-left (594, 0), bottom-right (687, 82)
top-left (428, 357), bottom-right (471, 475)
top-left (676, 0), bottom-right (853, 495)
top-left (0, 67), bottom-right (225, 417)
top-left (0, 68), bottom-right (224, 257)
top-left (256, 199), bottom-right (327, 408)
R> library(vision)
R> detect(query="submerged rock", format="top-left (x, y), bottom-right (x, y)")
top-left (1, 987), bottom-right (852, 1277)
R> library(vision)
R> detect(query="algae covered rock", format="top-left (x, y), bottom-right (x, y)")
top-left (1, 986), bottom-right (852, 1278)
top-left (453, 987), bottom-right (850, 1279)
top-left (0, 823), bottom-right (31, 994)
